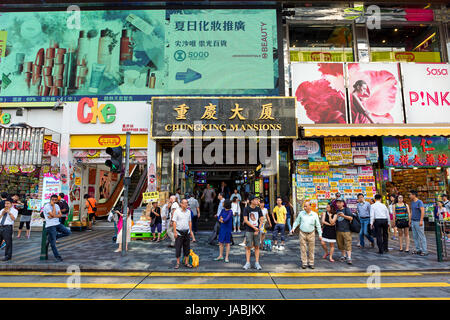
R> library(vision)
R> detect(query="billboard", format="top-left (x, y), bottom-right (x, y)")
top-left (401, 63), bottom-right (450, 124)
top-left (348, 63), bottom-right (404, 124)
top-left (0, 9), bottom-right (278, 102)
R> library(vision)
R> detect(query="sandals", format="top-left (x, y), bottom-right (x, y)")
top-left (322, 253), bottom-right (329, 259)
top-left (174, 263), bottom-right (180, 269)
top-left (185, 263), bottom-right (193, 268)
top-left (214, 257), bottom-right (224, 261)
top-left (329, 258), bottom-right (335, 263)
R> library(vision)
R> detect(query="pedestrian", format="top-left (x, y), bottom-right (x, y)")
top-left (84, 194), bottom-right (97, 230)
top-left (331, 192), bottom-right (346, 212)
top-left (166, 195), bottom-right (179, 248)
top-left (187, 193), bottom-right (200, 233)
top-left (172, 199), bottom-right (194, 269)
top-left (0, 198), bottom-right (18, 261)
top-left (290, 200), bottom-right (322, 269)
top-left (231, 196), bottom-right (241, 233)
top-left (370, 194), bottom-right (390, 254)
top-left (17, 194), bottom-right (32, 239)
top-left (388, 194), bottom-right (398, 240)
top-left (57, 193), bottom-right (70, 226)
top-left (437, 201), bottom-right (449, 222)
top-left (242, 195), bottom-right (264, 270)
top-left (272, 196), bottom-right (287, 251)
top-left (208, 193), bottom-right (224, 245)
top-left (408, 190), bottom-right (428, 256)
top-left (175, 188), bottom-right (182, 203)
top-left (335, 199), bottom-right (354, 265)
top-left (284, 197), bottom-right (294, 234)
top-left (150, 201), bottom-right (162, 242)
top-left (441, 194), bottom-right (450, 214)
top-left (320, 203), bottom-right (337, 262)
top-left (160, 199), bottom-right (169, 240)
top-left (43, 194), bottom-right (71, 261)
top-left (201, 184), bottom-right (216, 220)
top-left (219, 181), bottom-right (231, 199)
top-left (214, 200), bottom-right (233, 263)
top-left (114, 201), bottom-right (131, 252)
top-left (393, 194), bottom-right (411, 252)
top-left (230, 189), bottom-right (242, 202)
top-left (259, 199), bottom-right (271, 249)
top-left (356, 193), bottom-right (375, 248)
top-left (0, 192), bottom-right (7, 250)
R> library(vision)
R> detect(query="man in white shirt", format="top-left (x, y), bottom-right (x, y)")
top-left (43, 194), bottom-right (71, 262)
top-left (370, 194), bottom-right (391, 254)
top-left (201, 184), bottom-right (216, 219)
top-left (0, 198), bottom-right (18, 261)
top-left (172, 199), bottom-right (193, 269)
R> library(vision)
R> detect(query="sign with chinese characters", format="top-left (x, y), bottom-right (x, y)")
top-left (142, 191), bottom-right (159, 203)
top-left (351, 139), bottom-right (379, 165)
top-left (293, 139), bottom-right (322, 160)
top-left (151, 97), bottom-right (297, 138)
top-left (43, 139), bottom-right (59, 157)
top-left (382, 136), bottom-right (450, 167)
top-left (309, 160), bottom-right (329, 172)
top-left (324, 137), bottom-right (353, 166)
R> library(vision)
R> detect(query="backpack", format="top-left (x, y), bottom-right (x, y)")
top-left (188, 249), bottom-right (199, 268)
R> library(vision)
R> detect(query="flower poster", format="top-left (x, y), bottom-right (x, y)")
top-left (348, 63), bottom-right (404, 124)
top-left (291, 63), bottom-right (347, 124)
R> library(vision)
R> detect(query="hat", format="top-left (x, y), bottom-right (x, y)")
top-left (248, 194), bottom-right (257, 201)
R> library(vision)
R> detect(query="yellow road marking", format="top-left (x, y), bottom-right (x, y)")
top-left (270, 272), bottom-right (426, 277)
top-left (150, 272), bottom-right (270, 277)
top-left (0, 272), bottom-right (150, 277)
top-left (0, 283), bottom-right (136, 289)
top-left (276, 282), bottom-right (450, 290)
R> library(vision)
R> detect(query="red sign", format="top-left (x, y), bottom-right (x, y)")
top-left (0, 141), bottom-right (30, 152)
top-left (98, 135), bottom-right (121, 147)
top-left (44, 140), bottom-right (59, 157)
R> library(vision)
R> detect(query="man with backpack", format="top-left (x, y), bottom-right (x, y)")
top-left (58, 193), bottom-right (70, 226)
top-left (84, 194), bottom-right (97, 230)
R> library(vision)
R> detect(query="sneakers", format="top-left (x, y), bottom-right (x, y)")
top-left (347, 259), bottom-right (353, 265)
top-left (308, 265), bottom-right (315, 269)
top-left (243, 262), bottom-right (251, 270)
top-left (301, 265), bottom-right (307, 269)
top-left (278, 245), bottom-right (285, 251)
top-left (254, 262), bottom-right (262, 270)
top-left (55, 257), bottom-right (63, 262)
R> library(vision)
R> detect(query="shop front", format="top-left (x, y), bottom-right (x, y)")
top-left (150, 97), bottom-right (297, 228)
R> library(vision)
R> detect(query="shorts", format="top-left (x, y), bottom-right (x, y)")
top-left (88, 213), bottom-right (96, 221)
top-left (336, 231), bottom-right (352, 251)
top-left (245, 231), bottom-right (260, 248)
top-left (151, 223), bottom-right (162, 233)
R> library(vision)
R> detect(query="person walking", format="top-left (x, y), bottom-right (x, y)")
top-left (284, 198), bottom-right (294, 235)
top-left (335, 199), bottom-right (354, 265)
top-left (215, 200), bottom-right (233, 263)
top-left (17, 195), bottom-right (32, 239)
top-left (43, 195), bottom-right (71, 261)
top-left (0, 192), bottom-right (8, 250)
top-left (172, 199), bottom-right (194, 269)
top-left (0, 198), bottom-right (18, 261)
top-left (114, 201), bottom-right (131, 252)
top-left (150, 201), bottom-right (162, 242)
top-left (84, 194), bottom-right (97, 230)
top-left (388, 194), bottom-right (398, 240)
top-left (187, 193), bottom-right (200, 233)
top-left (259, 199), bottom-right (272, 249)
top-left (290, 200), bottom-right (322, 269)
top-left (320, 203), bottom-right (337, 262)
top-left (57, 193), bottom-right (69, 226)
top-left (208, 193), bottom-right (224, 245)
top-left (272, 197), bottom-right (287, 251)
top-left (175, 188), bottom-right (182, 203)
top-left (356, 193), bottom-right (375, 248)
top-left (393, 194), bottom-right (411, 252)
top-left (201, 184), bottom-right (216, 220)
top-left (231, 196), bottom-right (241, 233)
top-left (370, 194), bottom-right (390, 254)
top-left (243, 195), bottom-right (264, 270)
top-left (166, 195), bottom-right (179, 248)
top-left (160, 199), bottom-right (169, 240)
top-left (409, 190), bottom-right (428, 256)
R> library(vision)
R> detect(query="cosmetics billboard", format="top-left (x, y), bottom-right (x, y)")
top-left (0, 9), bottom-right (278, 102)
top-left (400, 63), bottom-right (450, 124)
top-left (291, 63), bottom-right (347, 124)
top-left (348, 63), bottom-right (404, 124)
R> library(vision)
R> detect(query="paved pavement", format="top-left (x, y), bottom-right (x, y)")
top-left (0, 220), bottom-right (449, 272)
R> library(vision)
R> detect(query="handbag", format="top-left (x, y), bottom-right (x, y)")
top-left (348, 209), bottom-right (361, 233)
top-left (87, 199), bottom-right (97, 212)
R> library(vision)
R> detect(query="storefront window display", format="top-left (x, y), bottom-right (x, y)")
top-left (289, 25), bottom-right (355, 62)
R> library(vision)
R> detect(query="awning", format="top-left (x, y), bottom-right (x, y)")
top-left (301, 124), bottom-right (450, 138)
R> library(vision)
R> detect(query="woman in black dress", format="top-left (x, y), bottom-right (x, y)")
top-left (320, 204), bottom-right (337, 262)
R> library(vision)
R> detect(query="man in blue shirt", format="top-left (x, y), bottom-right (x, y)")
top-left (356, 193), bottom-right (374, 248)
top-left (409, 190), bottom-right (428, 256)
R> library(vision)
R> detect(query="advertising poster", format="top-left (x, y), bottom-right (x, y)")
top-left (348, 63), bottom-right (404, 124)
top-left (99, 170), bottom-right (112, 201)
top-left (42, 172), bottom-right (61, 203)
top-left (293, 139), bottom-right (322, 160)
top-left (0, 9), bottom-right (278, 102)
top-left (382, 136), bottom-right (450, 167)
top-left (400, 63), bottom-right (450, 124)
top-left (351, 139), bottom-right (379, 164)
top-left (291, 63), bottom-right (346, 124)
top-left (324, 137), bottom-right (353, 166)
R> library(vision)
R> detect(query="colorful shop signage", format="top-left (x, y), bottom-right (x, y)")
top-left (293, 139), bottom-right (322, 160)
top-left (151, 97), bottom-right (297, 139)
top-left (142, 191), bottom-right (159, 203)
top-left (0, 127), bottom-right (45, 165)
top-left (324, 137), bottom-right (352, 166)
top-left (42, 172), bottom-right (61, 204)
top-left (0, 112), bottom-right (11, 124)
top-left (43, 139), bottom-right (59, 157)
top-left (0, 31), bottom-right (6, 58)
top-left (77, 98), bottom-right (116, 124)
top-left (351, 139), bottom-right (379, 165)
top-left (382, 136), bottom-right (450, 167)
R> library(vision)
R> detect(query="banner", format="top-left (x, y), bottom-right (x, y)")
top-left (143, 191), bottom-right (159, 203)
top-left (401, 63), bottom-right (450, 124)
top-left (382, 136), bottom-right (450, 167)
top-left (0, 9), bottom-right (278, 103)
top-left (293, 139), bottom-right (322, 160)
top-left (348, 63), bottom-right (404, 124)
top-left (292, 63), bottom-right (346, 124)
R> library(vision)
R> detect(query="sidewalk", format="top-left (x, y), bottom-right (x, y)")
top-left (1, 220), bottom-right (448, 272)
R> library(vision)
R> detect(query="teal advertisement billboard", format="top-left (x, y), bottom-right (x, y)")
top-left (0, 9), bottom-right (278, 103)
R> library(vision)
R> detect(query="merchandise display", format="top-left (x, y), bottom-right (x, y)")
top-left (0, 169), bottom-right (40, 196)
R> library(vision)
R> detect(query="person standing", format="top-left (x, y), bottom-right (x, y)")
top-left (335, 199), bottom-right (354, 265)
top-left (272, 197), bottom-right (287, 251)
top-left (243, 195), bottom-right (264, 270)
top-left (442, 194), bottom-right (450, 214)
top-left (160, 199), bottom-right (169, 240)
top-left (215, 200), bottom-right (233, 263)
top-left (230, 189), bottom-right (242, 202)
top-left (393, 194), bottom-right (411, 252)
top-left (0, 193), bottom-right (7, 250)
top-left (208, 193), bottom-right (224, 245)
top-left (388, 194), bottom-right (398, 240)
top-left (17, 195), bottom-right (32, 239)
top-left (43, 194), bottom-right (71, 261)
top-left (175, 188), bottom-right (182, 203)
top-left (57, 193), bottom-right (69, 226)
top-left (0, 198), bottom-right (18, 261)
top-left (201, 184), bottom-right (216, 219)
top-left (331, 192), bottom-right (347, 212)
top-left (409, 190), bottom-right (428, 256)
top-left (231, 196), bottom-right (241, 233)
top-left (84, 194), bottom-right (97, 230)
top-left (187, 193), bottom-right (200, 234)
top-left (166, 195), bottom-right (179, 248)
top-left (320, 204), bottom-right (337, 262)
top-left (356, 193), bottom-right (375, 248)
top-left (370, 194), bottom-right (390, 254)
top-left (114, 201), bottom-right (131, 252)
top-left (219, 181), bottom-right (230, 199)
top-left (259, 199), bottom-right (271, 249)
top-left (290, 200), bottom-right (322, 269)
top-left (172, 199), bottom-right (194, 269)
top-left (150, 201), bottom-right (162, 242)
top-left (284, 198), bottom-right (294, 235)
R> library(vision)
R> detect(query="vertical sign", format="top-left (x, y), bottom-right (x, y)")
top-left (0, 31), bottom-right (6, 58)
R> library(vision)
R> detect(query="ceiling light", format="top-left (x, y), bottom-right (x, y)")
top-left (394, 28), bottom-right (398, 32)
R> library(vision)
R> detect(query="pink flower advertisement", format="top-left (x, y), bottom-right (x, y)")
top-left (348, 63), bottom-right (404, 124)
top-left (292, 63), bottom-right (347, 124)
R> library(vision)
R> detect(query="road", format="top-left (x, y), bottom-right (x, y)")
top-left (0, 271), bottom-right (448, 300)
